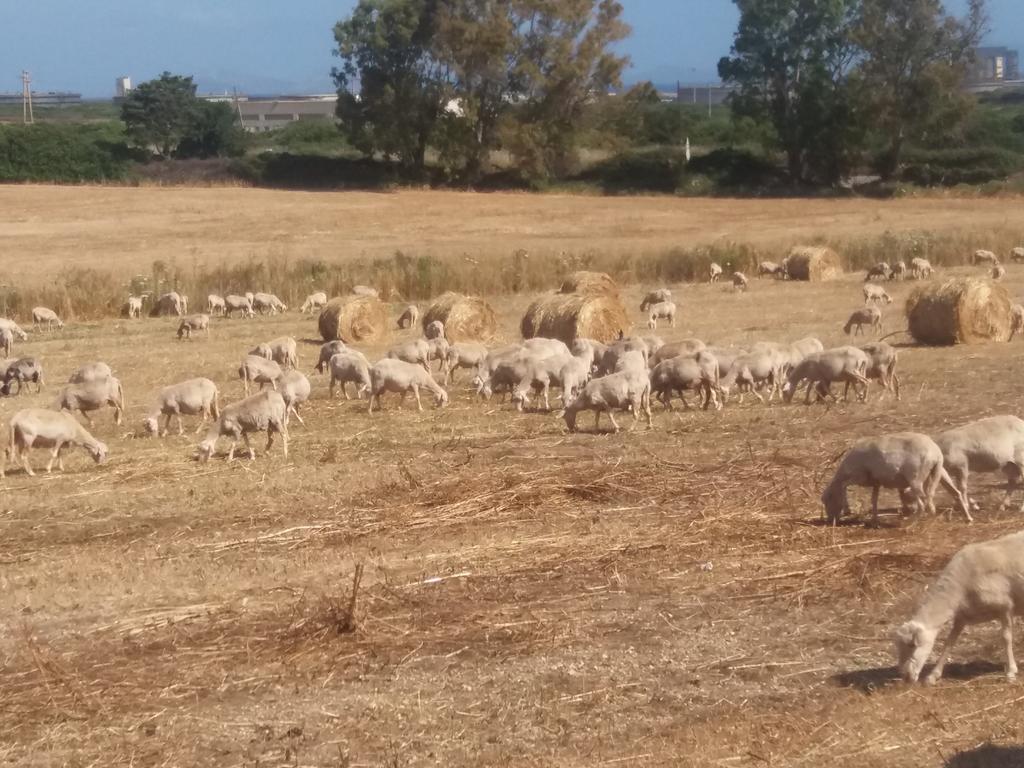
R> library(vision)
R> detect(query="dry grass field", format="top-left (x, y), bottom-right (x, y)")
top-left (3, 188), bottom-right (1024, 767)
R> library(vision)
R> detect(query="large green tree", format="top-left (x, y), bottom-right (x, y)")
top-left (121, 72), bottom-right (200, 158)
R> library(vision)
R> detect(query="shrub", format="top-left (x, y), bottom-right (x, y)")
top-left (898, 147), bottom-right (1024, 186)
top-left (0, 123), bottom-right (131, 182)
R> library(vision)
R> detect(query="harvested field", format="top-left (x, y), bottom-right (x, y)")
top-left (2, 189), bottom-right (1024, 766)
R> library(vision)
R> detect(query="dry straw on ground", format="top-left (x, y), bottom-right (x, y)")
top-left (521, 292), bottom-right (630, 343)
top-left (559, 271), bottom-right (620, 297)
top-left (318, 295), bottom-right (390, 344)
top-left (786, 246), bottom-right (843, 281)
top-left (421, 292), bottom-right (497, 342)
top-left (906, 277), bottom-right (1013, 345)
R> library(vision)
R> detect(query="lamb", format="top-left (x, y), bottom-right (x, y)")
top-left (973, 249), bottom-right (1000, 266)
top-left (279, 370), bottom-right (311, 425)
top-left (367, 359), bottom-right (449, 413)
top-left (443, 341), bottom-right (488, 384)
top-left (891, 260), bottom-right (908, 280)
top-left (562, 367), bottom-right (652, 433)
top-left (176, 313), bottom-right (210, 340)
top-left (783, 347), bottom-right (870, 405)
top-left (910, 257), bottom-right (933, 279)
top-left (865, 262), bottom-right (892, 281)
top-left (126, 295), bottom-right (144, 318)
top-left (150, 292), bottom-right (183, 317)
top-left (646, 301), bottom-right (677, 330)
top-left (708, 263), bottom-right (723, 283)
top-left (206, 294), bottom-right (226, 315)
top-left (993, 263), bottom-right (1007, 281)
top-left (250, 336), bottom-right (297, 369)
top-left (238, 355), bottom-right (283, 396)
top-left (397, 304), bottom-right (419, 329)
top-left (732, 272), bottom-right (749, 292)
top-left (143, 377), bottom-right (220, 436)
top-left (31, 306), bottom-right (63, 331)
top-left (640, 289), bottom-right (672, 312)
top-left (424, 320), bottom-right (445, 340)
top-left (69, 362), bottom-right (111, 384)
top-left (1, 358), bottom-right (44, 396)
top-left (844, 306), bottom-right (883, 336)
top-left (649, 351), bottom-right (721, 411)
top-left (252, 292), bottom-right (287, 315)
top-left (300, 291), bottom-right (328, 313)
top-left (649, 338), bottom-right (707, 368)
top-left (224, 294), bottom-right (254, 318)
top-left (54, 377), bottom-right (126, 426)
top-left (862, 283), bottom-right (892, 305)
top-left (895, 531), bottom-right (1024, 684)
top-left (821, 432), bottom-right (969, 527)
top-left (860, 342), bottom-right (901, 400)
top-left (0, 319), bottom-right (28, 340)
top-left (2, 408), bottom-right (107, 478)
top-left (758, 261), bottom-right (782, 279)
top-left (1011, 247), bottom-right (1024, 263)
top-left (933, 416), bottom-right (1024, 514)
top-left (196, 390), bottom-right (288, 462)
top-left (1010, 304), bottom-right (1024, 341)
top-left (315, 340), bottom-right (348, 373)
top-left (328, 350), bottom-right (372, 400)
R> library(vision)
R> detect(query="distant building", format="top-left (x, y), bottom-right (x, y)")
top-left (968, 47), bottom-right (1020, 84)
top-left (675, 83), bottom-right (736, 108)
top-left (227, 95), bottom-right (337, 133)
top-left (115, 77), bottom-right (132, 99)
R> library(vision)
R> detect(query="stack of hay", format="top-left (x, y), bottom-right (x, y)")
top-left (522, 271), bottom-right (630, 344)
top-left (906, 277), bottom-right (1012, 345)
top-left (318, 293), bottom-right (390, 344)
top-left (785, 246), bottom-right (843, 281)
top-left (421, 292), bottom-right (497, 342)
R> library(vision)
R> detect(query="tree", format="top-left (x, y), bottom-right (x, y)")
top-left (177, 101), bottom-right (247, 159)
top-left (121, 73), bottom-right (200, 158)
top-left (851, 0), bottom-right (987, 178)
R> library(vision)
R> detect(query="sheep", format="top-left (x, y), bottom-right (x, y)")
top-left (176, 313), bottom-right (210, 340)
top-left (708, 263), bottom-right (723, 283)
top-left (245, 291), bottom-right (254, 305)
top-left (860, 342), bottom-right (901, 400)
top-left (1, 358), bottom-right (44, 396)
top-left (2, 408), bottom-right (107, 478)
top-left (180, 295), bottom-right (189, 315)
top-left (279, 370), bottom-right (311, 425)
top-left (844, 306), bottom-right (883, 336)
top-left (143, 377), bottom-right (220, 436)
top-left (732, 272), bottom-right (749, 292)
top-left (252, 292), bottom-right (287, 315)
top-left (367, 358), bottom-right (448, 413)
top-left (1011, 247), bottom-right (1024, 263)
top-left (472, 344), bottom-right (527, 398)
top-left (0, 328), bottom-right (13, 359)
top-left (54, 377), bottom-right (126, 426)
top-left (973, 249), bottom-right (1000, 266)
top-left (649, 351), bottom-right (720, 411)
top-left (150, 292), bottom-right (183, 317)
top-left (0, 319), bottom-right (28, 341)
top-left (352, 285), bottom-right (379, 298)
top-left (612, 349), bottom-right (648, 374)
top-left (704, 346), bottom-right (746, 379)
top-left (224, 294), bottom-right (255, 318)
top-left (300, 291), bottom-right (328, 313)
top-left (443, 342), bottom-right (488, 384)
top-left (649, 338), bottom-right (707, 368)
top-left (31, 307), bottom-right (63, 331)
top-left (523, 337), bottom-right (572, 359)
top-left (640, 288), bottom-right (672, 312)
top-left (206, 294), bottom-right (226, 315)
top-left (196, 390), bottom-right (288, 462)
top-left (69, 362), bottom-right (111, 384)
top-left (328, 350), bottom-right (372, 400)
top-left (865, 262), bottom-right (892, 281)
top-left (479, 352), bottom-right (537, 403)
top-left (821, 432), bottom-right (969, 527)
top-left (570, 338), bottom-right (609, 373)
top-left (993, 263), bottom-right (1006, 281)
top-left (758, 261), bottom-right (783, 279)
top-left (891, 260), bottom-right (908, 280)
top-left (934, 416), bottom-right (1024, 514)
top-left (250, 336), bottom-right (297, 369)
top-left (1010, 304), bottom-right (1024, 341)
top-left (894, 531), bottom-right (1024, 684)
top-left (398, 304), bottom-right (419, 329)
top-left (862, 283), bottom-right (892, 305)
top-left (238, 355), bottom-right (282, 396)
top-left (316, 340), bottom-right (348, 373)
top-left (787, 337), bottom-right (824, 368)
top-left (910, 257), bottom-right (933, 279)
top-left (424, 320), bottom-right (445, 340)
top-left (510, 351), bottom-right (585, 412)
top-left (387, 339), bottom-right (433, 372)
top-left (126, 295), bottom-right (144, 318)
top-left (719, 349), bottom-right (785, 404)
top-left (646, 301), bottom-right (677, 330)
top-left (562, 367), bottom-right (652, 433)
top-left (783, 347), bottom-right (870, 405)
top-left (599, 338), bottom-right (651, 375)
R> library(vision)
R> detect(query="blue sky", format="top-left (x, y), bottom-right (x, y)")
top-left (3, 1), bottom-right (1021, 97)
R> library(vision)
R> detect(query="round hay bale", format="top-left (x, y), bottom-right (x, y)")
top-left (559, 271), bottom-right (620, 297)
top-left (785, 246), bottom-right (843, 282)
top-left (421, 292), bottom-right (497, 342)
top-left (521, 292), bottom-right (630, 344)
top-left (906, 277), bottom-right (1012, 346)
top-left (318, 295), bottom-right (390, 344)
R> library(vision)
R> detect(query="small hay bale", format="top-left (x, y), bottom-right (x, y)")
top-left (421, 292), bottom-right (497, 342)
top-left (785, 246), bottom-right (843, 281)
top-left (906, 277), bottom-right (1012, 346)
top-left (559, 271), bottom-right (620, 297)
top-left (318, 295), bottom-right (390, 344)
top-left (521, 292), bottom-right (630, 344)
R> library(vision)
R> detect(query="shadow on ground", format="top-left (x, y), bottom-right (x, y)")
top-left (946, 744), bottom-right (1024, 768)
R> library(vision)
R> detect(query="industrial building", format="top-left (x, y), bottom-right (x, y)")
top-left (968, 47), bottom-right (1020, 85)
top-left (675, 83), bottom-right (737, 108)
top-left (230, 95), bottom-right (337, 133)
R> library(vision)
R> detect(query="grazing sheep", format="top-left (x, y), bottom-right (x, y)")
top-left (279, 370), bottom-right (311, 425)
top-left (151, 292), bottom-right (183, 317)
top-left (0, 319), bottom-right (27, 341)
top-left (31, 307), bottom-right (63, 331)
top-left (895, 531), bottom-right (1024, 684)
top-left (719, 349), bottom-right (785, 404)
top-left (473, 344), bottom-right (528, 398)
top-left (300, 291), bottom-right (328, 314)
top-left (328, 350), bottom-right (372, 400)
top-left (865, 262), bottom-right (892, 281)
top-left (1, 358), bottom-right (44, 396)
top-left (367, 358), bottom-right (448, 413)
top-left (479, 352), bottom-right (539, 403)
top-left (709, 263), bottom-right (723, 283)
top-left (649, 338), bottom-right (707, 368)
top-left (424, 320), bottom-right (445, 340)
top-left (54, 377), bottom-right (126, 426)
top-left (704, 346), bottom-right (746, 379)
top-left (238, 355), bottom-right (283, 396)
top-left (315, 340), bottom-right (348, 373)
top-left (2, 408), bottom-right (107, 477)
top-left (788, 337), bottom-right (824, 367)
top-left (143, 377), bottom-right (220, 436)
top-left (69, 362), bottom-right (112, 384)
top-left (250, 336), bottom-right (298, 369)
top-left (511, 351), bottom-right (586, 412)
top-left (862, 283), bottom-right (892, 305)
top-left (207, 294), bottom-right (226, 315)
top-left (891, 261), bottom-right (907, 280)
top-left (646, 301), bottom-right (677, 330)
top-left (387, 339), bottom-right (433, 372)
top-left (176, 313), bottom-right (210, 340)
top-left (598, 338), bottom-right (651, 375)
top-left (0, 328), bottom-right (13, 359)
top-left (1010, 304), bottom-right (1024, 341)
top-left (224, 294), bottom-right (255, 318)
top-left (444, 341), bottom-right (488, 384)
top-left (252, 292), bottom-right (287, 315)
top-left (993, 263), bottom-right (1006, 281)
top-left (784, 347), bottom-right (870, 404)
top-left (650, 352), bottom-right (720, 411)
top-left (822, 432), bottom-right (969, 526)
top-left (732, 272), bottom-right (749, 292)
top-left (570, 338), bottom-right (609, 373)
top-left (973, 249), bottom-right (1000, 266)
top-left (126, 295), bottom-right (144, 319)
top-left (640, 289), bottom-right (672, 312)
top-left (196, 390), bottom-right (288, 462)
top-left (562, 368), bottom-right (652, 433)
top-left (934, 416), bottom-right (1024, 514)
top-left (398, 304), bottom-right (420, 329)
top-left (352, 285), bottom-right (379, 298)
top-left (860, 342), bottom-right (901, 400)
top-left (523, 337), bottom-right (572, 359)
top-left (844, 306), bottom-right (883, 336)
top-left (758, 261), bottom-right (783, 279)
top-left (910, 257), bottom-right (933, 279)
top-left (1011, 247), bottom-right (1024, 263)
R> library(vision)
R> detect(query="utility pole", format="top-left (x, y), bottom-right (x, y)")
top-left (21, 71), bottom-right (34, 124)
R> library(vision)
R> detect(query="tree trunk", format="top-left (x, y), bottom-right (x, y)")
top-left (879, 132), bottom-right (904, 181)
top-left (786, 146), bottom-right (805, 184)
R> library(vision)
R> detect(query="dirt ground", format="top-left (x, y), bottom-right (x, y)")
top-left (3, 190), bottom-right (1024, 767)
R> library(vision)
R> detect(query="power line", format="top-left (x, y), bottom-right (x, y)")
top-left (21, 70), bottom-right (34, 124)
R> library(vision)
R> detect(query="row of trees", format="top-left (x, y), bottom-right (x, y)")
top-left (332, 0), bottom-right (630, 182)
top-left (720, 0), bottom-right (987, 183)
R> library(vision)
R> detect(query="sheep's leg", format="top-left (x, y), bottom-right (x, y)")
top-left (45, 441), bottom-right (64, 473)
top-left (594, 411), bottom-right (601, 431)
top-left (243, 432), bottom-right (255, 460)
top-left (999, 463), bottom-right (1022, 511)
top-left (176, 413), bottom-right (185, 436)
top-left (679, 390), bottom-right (691, 410)
top-left (21, 446), bottom-right (35, 476)
top-left (162, 413), bottom-right (172, 437)
top-left (1003, 612), bottom-right (1018, 681)
top-left (343, 381), bottom-right (351, 400)
top-left (413, 386), bottom-right (423, 412)
top-left (869, 486), bottom-right (881, 527)
top-left (290, 403), bottom-right (305, 426)
top-left (607, 410), bottom-right (620, 433)
top-left (56, 446), bottom-right (66, 472)
top-left (924, 617), bottom-right (966, 685)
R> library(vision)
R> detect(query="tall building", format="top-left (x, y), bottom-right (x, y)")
top-left (968, 47), bottom-right (1020, 84)
top-left (115, 77), bottom-right (132, 99)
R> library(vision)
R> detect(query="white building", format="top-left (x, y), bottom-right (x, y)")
top-left (115, 77), bottom-right (132, 99)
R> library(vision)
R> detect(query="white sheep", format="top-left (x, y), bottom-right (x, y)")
top-left (196, 390), bottom-right (288, 462)
top-left (328, 350), bottom-right (372, 400)
top-left (352, 285), bottom-right (379, 298)
top-left (2, 408), bottom-right (107, 477)
top-left (864, 262), bottom-right (892, 281)
top-left (126, 295), bottom-right (144, 318)
top-left (732, 272), bottom-right (748, 292)
top-left (708, 263), bottom-right (723, 283)
top-left (250, 336), bottom-right (297, 369)
top-left (279, 370), bottom-right (311, 425)
top-left (300, 291), bottom-right (328, 313)
top-left (993, 263), bottom-right (1006, 281)
top-left (69, 362), bottom-right (112, 384)
top-left (510, 351), bottom-right (583, 412)
top-left (640, 288), bottom-right (672, 312)
top-left (150, 292), bottom-right (183, 317)
top-left (891, 261), bottom-right (907, 280)
top-left (862, 283), bottom-right (892, 305)
top-left (367, 358), bottom-right (449, 413)
top-left (784, 347), bottom-right (870, 404)
top-left (719, 349), bottom-right (784, 404)
top-left (1010, 304), bottom-right (1024, 341)
top-left (54, 377), bottom-right (125, 426)
top-left (1011, 247), bottom-right (1024, 263)
top-left (860, 342), bottom-right (900, 400)
top-left (895, 531), bottom-right (1024, 684)
top-left (1, 358), bottom-right (45, 396)
top-left (570, 338), bottom-right (609, 373)
top-left (821, 432), bottom-right (969, 526)
top-left (646, 301), bottom-right (677, 330)
top-left (649, 351), bottom-right (720, 411)
top-left (424, 320), bottom-right (445, 340)
top-left (934, 415), bottom-right (1024, 514)
top-left (238, 355), bottom-right (282, 396)
top-left (143, 377), bottom-right (220, 436)
top-left (31, 307), bottom-right (63, 331)
top-left (0, 328), bottom-right (13, 359)
top-left (387, 339), bottom-right (433, 372)
top-left (444, 341), bottom-right (488, 384)
top-left (562, 367), bottom-right (652, 433)
top-left (758, 261), bottom-right (782, 279)
top-left (844, 306), bottom-right (882, 336)
top-left (224, 294), bottom-right (254, 318)
top-left (316, 340), bottom-right (348, 373)
top-left (252, 292), bottom-right (287, 315)
top-left (397, 304), bottom-right (419, 329)
top-left (649, 338), bottom-right (707, 368)
top-left (0, 319), bottom-right (27, 341)
top-left (973, 249), bottom-right (1000, 266)
top-left (910, 257), bottom-right (933, 279)
top-left (598, 338), bottom-right (652, 375)
top-left (177, 313), bottom-right (210, 340)
top-left (206, 294), bottom-right (226, 315)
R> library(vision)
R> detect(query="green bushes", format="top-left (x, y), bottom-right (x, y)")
top-left (0, 123), bottom-right (131, 182)
top-left (898, 147), bottom-right (1024, 186)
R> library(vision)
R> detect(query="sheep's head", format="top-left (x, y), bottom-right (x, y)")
top-left (894, 620), bottom-right (937, 683)
top-left (511, 386), bottom-right (529, 411)
top-left (142, 415), bottom-right (160, 436)
top-left (435, 389), bottom-right (449, 408)
top-left (781, 380), bottom-right (797, 404)
top-left (820, 484), bottom-right (847, 524)
top-left (88, 441), bottom-right (108, 464)
top-left (196, 438), bottom-right (216, 463)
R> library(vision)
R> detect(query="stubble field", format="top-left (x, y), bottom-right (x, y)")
top-left (2, 187), bottom-right (1024, 767)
